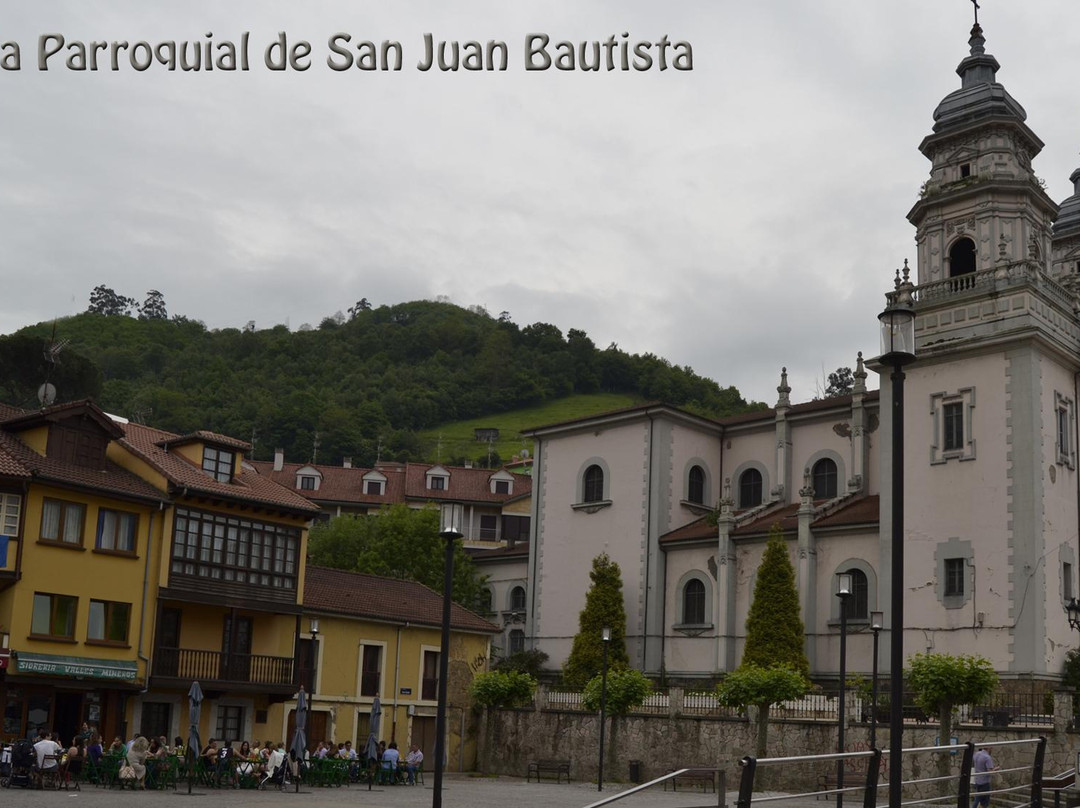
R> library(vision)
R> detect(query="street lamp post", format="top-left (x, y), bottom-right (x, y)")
top-left (879, 267), bottom-right (916, 808)
top-left (836, 573), bottom-right (852, 808)
top-left (308, 618), bottom-right (319, 690)
top-left (434, 503), bottom-right (464, 808)
top-left (597, 627), bottom-right (611, 792)
top-left (870, 610), bottom-right (884, 750)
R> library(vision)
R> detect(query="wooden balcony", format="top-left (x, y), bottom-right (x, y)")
top-left (151, 647), bottom-right (296, 697)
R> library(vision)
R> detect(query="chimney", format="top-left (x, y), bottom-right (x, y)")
top-left (464, 461), bottom-right (472, 469)
top-left (274, 448), bottom-right (284, 472)
top-left (343, 457), bottom-right (352, 469)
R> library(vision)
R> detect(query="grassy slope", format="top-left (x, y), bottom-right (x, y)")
top-left (416, 392), bottom-right (640, 465)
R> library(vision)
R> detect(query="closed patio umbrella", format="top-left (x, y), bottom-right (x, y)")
top-left (186, 681), bottom-right (203, 795)
top-left (289, 687), bottom-right (308, 793)
top-left (364, 696), bottom-right (381, 789)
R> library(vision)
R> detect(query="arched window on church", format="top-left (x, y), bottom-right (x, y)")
top-left (812, 458), bottom-right (838, 499)
top-left (683, 578), bottom-right (706, 624)
top-left (583, 465), bottom-right (604, 503)
top-left (738, 468), bottom-right (762, 508)
top-left (841, 569), bottom-right (869, 620)
top-left (509, 585), bottom-right (526, 612)
top-left (688, 465), bottom-right (706, 504)
top-left (949, 237), bottom-right (977, 277)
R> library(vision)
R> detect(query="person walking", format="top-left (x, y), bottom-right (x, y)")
top-left (972, 747), bottom-right (998, 808)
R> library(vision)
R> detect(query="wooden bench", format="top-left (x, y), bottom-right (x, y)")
top-left (527, 759), bottom-right (571, 783)
top-left (664, 767), bottom-right (716, 792)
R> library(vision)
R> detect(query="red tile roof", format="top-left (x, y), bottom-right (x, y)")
top-left (0, 427), bottom-right (165, 502)
top-left (303, 565), bottom-right (500, 633)
top-left (121, 422), bottom-right (319, 515)
top-left (719, 390), bottom-right (881, 428)
top-left (157, 431), bottom-right (252, 452)
top-left (248, 460), bottom-right (406, 506)
top-left (658, 516), bottom-right (716, 545)
top-left (812, 495), bottom-right (880, 529)
top-left (732, 503), bottom-right (802, 535)
top-left (249, 460), bottom-right (531, 507)
top-left (0, 403), bottom-right (27, 421)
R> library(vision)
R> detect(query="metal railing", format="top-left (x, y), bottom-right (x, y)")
top-left (582, 767), bottom-right (727, 808)
top-left (734, 737), bottom-right (1045, 808)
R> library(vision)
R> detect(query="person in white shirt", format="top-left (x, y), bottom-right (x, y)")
top-left (33, 733), bottom-right (62, 770)
top-left (405, 744), bottom-right (424, 785)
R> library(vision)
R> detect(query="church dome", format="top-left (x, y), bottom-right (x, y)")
top-left (1053, 168), bottom-right (1080, 238)
top-left (932, 24), bottom-right (1027, 134)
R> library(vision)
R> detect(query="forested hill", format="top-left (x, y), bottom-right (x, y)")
top-left (0, 300), bottom-right (764, 466)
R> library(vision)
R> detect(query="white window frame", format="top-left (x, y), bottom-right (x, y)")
top-left (1056, 391), bottom-right (1076, 468)
top-left (930, 387), bottom-right (976, 464)
top-left (1, 492), bottom-right (22, 537)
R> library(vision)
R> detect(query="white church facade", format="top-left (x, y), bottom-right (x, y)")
top-left (474, 19), bottom-right (1080, 685)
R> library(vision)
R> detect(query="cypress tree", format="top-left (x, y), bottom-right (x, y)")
top-left (742, 524), bottom-right (809, 676)
top-left (562, 554), bottom-right (630, 688)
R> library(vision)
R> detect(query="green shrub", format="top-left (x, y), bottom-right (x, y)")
top-left (582, 669), bottom-right (652, 715)
top-left (469, 670), bottom-right (537, 709)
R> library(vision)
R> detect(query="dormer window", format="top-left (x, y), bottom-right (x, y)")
top-left (202, 447), bottom-right (234, 483)
top-left (362, 470), bottom-right (387, 496)
top-left (294, 466), bottom-right (322, 492)
top-left (299, 476), bottom-right (317, 491)
top-left (426, 466), bottom-right (450, 491)
top-left (489, 470), bottom-right (515, 496)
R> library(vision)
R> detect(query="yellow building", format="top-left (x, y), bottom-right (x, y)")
top-left (113, 420), bottom-right (319, 746)
top-left (0, 400), bottom-right (320, 747)
top-left (281, 566), bottom-right (499, 769)
top-left (0, 401), bottom-right (169, 743)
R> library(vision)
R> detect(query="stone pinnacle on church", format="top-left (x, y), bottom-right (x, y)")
top-left (776, 367), bottom-right (791, 408)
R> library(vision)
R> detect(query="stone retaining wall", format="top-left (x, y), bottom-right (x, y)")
top-left (476, 692), bottom-right (1079, 793)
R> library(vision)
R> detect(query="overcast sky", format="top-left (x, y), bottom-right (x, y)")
top-left (2, 1), bottom-right (1078, 405)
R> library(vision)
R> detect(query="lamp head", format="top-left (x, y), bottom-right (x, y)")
top-left (870, 610), bottom-right (884, 632)
top-left (310, 618), bottom-right (320, 636)
top-left (1067, 598), bottom-right (1080, 632)
top-left (878, 302), bottom-right (916, 365)
top-left (836, 572), bottom-right (853, 599)
top-left (439, 502), bottom-right (465, 540)
top-left (601, 627), bottom-right (611, 643)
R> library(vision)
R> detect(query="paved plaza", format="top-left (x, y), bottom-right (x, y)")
top-left (0, 774), bottom-right (734, 808)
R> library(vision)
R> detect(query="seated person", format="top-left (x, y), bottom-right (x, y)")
top-left (382, 741), bottom-right (400, 772)
top-left (405, 744), bottom-right (424, 785)
top-left (217, 741), bottom-right (238, 786)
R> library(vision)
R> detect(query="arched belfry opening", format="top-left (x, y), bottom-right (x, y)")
top-left (949, 237), bottom-right (977, 276)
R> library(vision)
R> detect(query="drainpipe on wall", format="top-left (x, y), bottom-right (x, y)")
top-left (13, 480), bottom-right (28, 580)
top-left (391, 622), bottom-right (406, 742)
top-left (136, 505), bottom-right (163, 690)
top-left (643, 412), bottom-right (655, 670)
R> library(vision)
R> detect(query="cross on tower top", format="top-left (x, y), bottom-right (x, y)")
top-left (971, 0), bottom-right (980, 26)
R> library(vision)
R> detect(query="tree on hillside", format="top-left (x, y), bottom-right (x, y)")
top-left (348, 298), bottom-right (372, 319)
top-left (563, 554), bottom-right (630, 688)
top-left (87, 285), bottom-right (136, 316)
top-left (306, 504), bottom-right (487, 609)
top-left (717, 523), bottom-right (810, 756)
top-left (138, 290), bottom-right (168, 320)
top-left (742, 525), bottom-right (809, 675)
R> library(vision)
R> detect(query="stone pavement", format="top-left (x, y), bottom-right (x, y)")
top-left (0, 773), bottom-right (737, 808)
